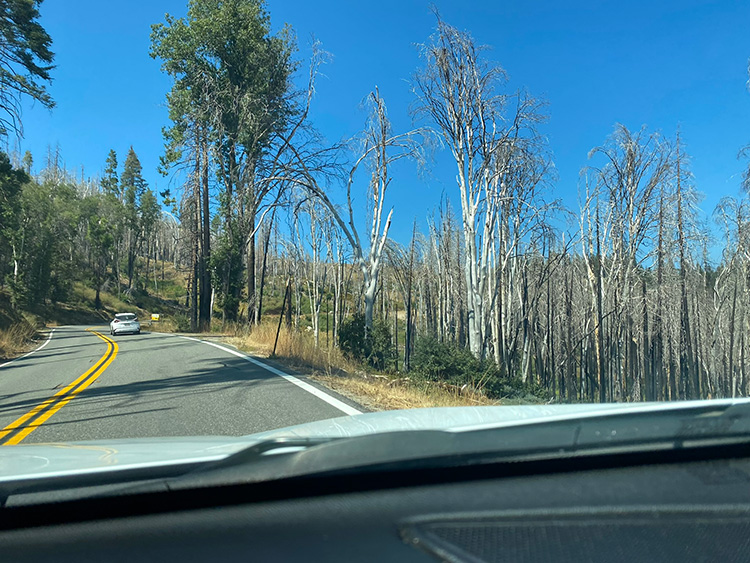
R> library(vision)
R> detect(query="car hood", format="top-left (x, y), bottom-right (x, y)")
top-left (0, 400), bottom-right (745, 483)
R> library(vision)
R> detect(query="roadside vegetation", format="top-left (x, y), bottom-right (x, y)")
top-left (223, 319), bottom-right (546, 411)
top-left (0, 292), bottom-right (38, 360)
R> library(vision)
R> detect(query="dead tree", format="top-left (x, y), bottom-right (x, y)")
top-left (413, 12), bottom-right (550, 360)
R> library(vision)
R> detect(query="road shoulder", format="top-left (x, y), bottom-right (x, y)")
top-left (172, 334), bottom-right (368, 416)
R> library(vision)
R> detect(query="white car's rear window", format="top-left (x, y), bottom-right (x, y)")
top-left (115, 314), bottom-right (137, 321)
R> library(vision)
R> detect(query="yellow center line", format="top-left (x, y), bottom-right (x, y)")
top-left (0, 329), bottom-right (119, 446)
top-left (0, 335), bottom-right (111, 441)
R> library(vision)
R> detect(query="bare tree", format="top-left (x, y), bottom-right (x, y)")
top-left (292, 196), bottom-right (330, 346)
top-left (413, 13), bottom-right (550, 359)
top-left (582, 124), bottom-right (674, 400)
top-left (386, 221), bottom-right (422, 370)
top-left (286, 89), bottom-right (427, 335)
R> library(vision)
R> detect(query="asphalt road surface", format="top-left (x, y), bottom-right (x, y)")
top-left (0, 326), bottom-right (362, 445)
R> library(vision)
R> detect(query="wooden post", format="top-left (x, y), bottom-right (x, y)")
top-left (273, 277), bottom-right (291, 358)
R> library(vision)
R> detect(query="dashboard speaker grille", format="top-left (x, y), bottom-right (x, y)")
top-left (400, 506), bottom-right (750, 563)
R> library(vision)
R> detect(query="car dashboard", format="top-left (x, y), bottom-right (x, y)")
top-left (1, 444), bottom-right (749, 562)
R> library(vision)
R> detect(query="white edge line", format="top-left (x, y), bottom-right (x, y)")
top-left (178, 336), bottom-right (362, 416)
top-left (0, 328), bottom-right (55, 369)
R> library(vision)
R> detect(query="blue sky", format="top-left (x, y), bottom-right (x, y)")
top-left (15, 0), bottom-right (750, 253)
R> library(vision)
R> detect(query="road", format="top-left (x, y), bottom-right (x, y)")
top-left (0, 326), bottom-right (362, 445)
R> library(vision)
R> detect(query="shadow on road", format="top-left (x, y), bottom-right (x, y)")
top-left (19, 406), bottom-right (174, 428)
top-left (0, 353), bottom-right (288, 418)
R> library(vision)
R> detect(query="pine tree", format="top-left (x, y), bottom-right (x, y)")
top-left (121, 146), bottom-right (147, 288)
top-left (101, 149), bottom-right (119, 199)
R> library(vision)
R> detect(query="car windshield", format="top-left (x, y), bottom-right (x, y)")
top-left (0, 0), bottom-right (749, 485)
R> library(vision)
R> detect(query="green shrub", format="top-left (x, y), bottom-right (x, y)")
top-left (410, 337), bottom-right (545, 401)
top-left (411, 337), bottom-right (485, 386)
top-left (174, 313), bottom-right (191, 332)
top-left (368, 319), bottom-right (393, 371)
top-left (338, 313), bottom-right (367, 360)
top-left (338, 313), bottom-right (393, 370)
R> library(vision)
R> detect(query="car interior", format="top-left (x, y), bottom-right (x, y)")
top-left (1, 440), bottom-right (748, 562)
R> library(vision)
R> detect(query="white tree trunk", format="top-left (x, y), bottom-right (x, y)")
top-left (363, 269), bottom-right (378, 334)
top-left (463, 229), bottom-right (484, 358)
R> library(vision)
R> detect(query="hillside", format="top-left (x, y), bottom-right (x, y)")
top-left (0, 260), bottom-right (189, 361)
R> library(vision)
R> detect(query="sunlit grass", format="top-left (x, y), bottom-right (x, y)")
top-left (226, 321), bottom-right (359, 376)
top-left (147, 316), bottom-right (180, 333)
top-left (0, 320), bottom-right (38, 360)
top-left (310, 373), bottom-right (501, 411)
top-left (71, 283), bottom-right (140, 314)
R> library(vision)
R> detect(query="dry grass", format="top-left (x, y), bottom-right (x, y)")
top-left (72, 284), bottom-right (146, 317)
top-left (310, 373), bottom-right (500, 411)
top-left (147, 317), bottom-right (180, 334)
top-left (226, 322), bottom-right (359, 375)
top-left (0, 320), bottom-right (39, 360)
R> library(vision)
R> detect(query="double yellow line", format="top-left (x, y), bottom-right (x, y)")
top-left (0, 329), bottom-right (118, 446)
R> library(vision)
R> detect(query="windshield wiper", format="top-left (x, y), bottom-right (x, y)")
top-left (190, 437), bottom-right (341, 472)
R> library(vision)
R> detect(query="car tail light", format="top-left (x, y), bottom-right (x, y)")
top-left (113, 319), bottom-right (120, 323)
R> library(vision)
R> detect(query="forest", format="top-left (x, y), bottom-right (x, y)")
top-left (1, 0), bottom-right (750, 404)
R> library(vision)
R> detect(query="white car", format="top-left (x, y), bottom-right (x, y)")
top-left (109, 313), bottom-right (141, 336)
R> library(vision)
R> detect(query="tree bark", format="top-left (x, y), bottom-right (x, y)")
top-left (199, 136), bottom-right (212, 330)
top-left (256, 212), bottom-right (274, 324)
top-left (246, 202), bottom-right (257, 325)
